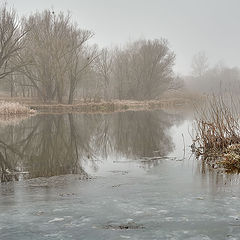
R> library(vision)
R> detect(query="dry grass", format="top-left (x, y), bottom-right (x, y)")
top-left (221, 144), bottom-right (240, 171)
top-left (28, 98), bottom-right (195, 114)
top-left (0, 91), bottom-right (202, 115)
top-left (193, 95), bottom-right (240, 171)
top-left (0, 101), bottom-right (36, 115)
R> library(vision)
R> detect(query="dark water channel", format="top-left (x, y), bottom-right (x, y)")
top-left (0, 110), bottom-right (240, 240)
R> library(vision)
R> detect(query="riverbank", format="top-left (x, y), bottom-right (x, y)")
top-left (28, 99), bottom-right (190, 113)
top-left (0, 101), bottom-right (35, 115)
top-left (0, 90), bottom-right (203, 114)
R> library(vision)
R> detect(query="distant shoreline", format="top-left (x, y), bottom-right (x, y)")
top-left (0, 90), bottom-right (204, 114)
top-left (27, 99), bottom-right (194, 114)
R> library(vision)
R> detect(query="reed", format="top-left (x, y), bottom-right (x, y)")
top-left (193, 95), bottom-right (240, 171)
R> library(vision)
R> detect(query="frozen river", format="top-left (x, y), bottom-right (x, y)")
top-left (0, 110), bottom-right (240, 240)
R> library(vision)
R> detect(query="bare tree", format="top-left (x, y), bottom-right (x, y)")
top-left (94, 48), bottom-right (113, 100)
top-left (112, 39), bottom-right (175, 100)
top-left (191, 51), bottom-right (208, 77)
top-left (19, 10), bottom-right (94, 103)
top-left (0, 7), bottom-right (178, 102)
top-left (0, 4), bottom-right (28, 80)
top-left (67, 40), bottom-right (97, 104)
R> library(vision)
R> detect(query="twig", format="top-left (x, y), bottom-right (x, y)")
top-left (182, 133), bottom-right (186, 160)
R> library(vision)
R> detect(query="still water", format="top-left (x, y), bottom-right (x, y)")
top-left (0, 110), bottom-right (240, 240)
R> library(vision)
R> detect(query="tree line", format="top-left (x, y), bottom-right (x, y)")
top-left (0, 5), bottom-right (180, 104)
top-left (185, 51), bottom-right (240, 94)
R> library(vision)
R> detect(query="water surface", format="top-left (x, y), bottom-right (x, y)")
top-left (0, 110), bottom-right (240, 240)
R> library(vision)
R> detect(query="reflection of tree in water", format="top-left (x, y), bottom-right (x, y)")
top-left (110, 110), bottom-right (175, 159)
top-left (24, 114), bottom-right (88, 178)
top-left (93, 114), bottom-right (113, 159)
top-left (0, 110), bottom-right (180, 182)
top-left (0, 114), bottom-right (101, 181)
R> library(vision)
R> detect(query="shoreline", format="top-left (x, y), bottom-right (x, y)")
top-left (0, 89), bottom-right (204, 114)
top-left (28, 99), bottom-right (194, 114)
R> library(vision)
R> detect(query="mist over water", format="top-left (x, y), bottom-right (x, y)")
top-left (0, 1), bottom-right (240, 239)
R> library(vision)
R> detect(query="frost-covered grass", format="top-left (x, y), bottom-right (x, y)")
top-left (0, 101), bottom-right (36, 115)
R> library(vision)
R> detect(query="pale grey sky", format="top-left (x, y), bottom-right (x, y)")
top-left (6, 0), bottom-right (240, 74)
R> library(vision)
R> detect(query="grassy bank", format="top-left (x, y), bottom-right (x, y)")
top-left (0, 90), bottom-right (202, 114)
top-left (28, 99), bottom-right (193, 113)
top-left (193, 96), bottom-right (240, 172)
top-left (0, 101), bottom-right (35, 116)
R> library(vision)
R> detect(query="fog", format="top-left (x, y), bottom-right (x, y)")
top-left (6, 0), bottom-right (240, 75)
top-left (2, 2), bottom-right (240, 239)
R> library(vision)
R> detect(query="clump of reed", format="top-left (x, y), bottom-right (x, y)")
top-left (0, 101), bottom-right (36, 115)
top-left (193, 95), bottom-right (240, 171)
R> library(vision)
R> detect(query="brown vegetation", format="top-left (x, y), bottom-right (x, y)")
top-left (0, 89), bottom-right (201, 114)
top-left (0, 101), bottom-right (35, 115)
top-left (26, 98), bottom-right (194, 114)
top-left (193, 96), bottom-right (240, 172)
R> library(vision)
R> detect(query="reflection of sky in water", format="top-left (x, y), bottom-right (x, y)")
top-left (168, 120), bottom-right (193, 159)
top-left (85, 118), bottom-right (193, 177)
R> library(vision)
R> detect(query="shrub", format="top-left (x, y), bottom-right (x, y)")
top-left (193, 95), bottom-right (240, 171)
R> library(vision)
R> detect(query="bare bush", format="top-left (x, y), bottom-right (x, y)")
top-left (193, 95), bottom-right (240, 171)
top-left (194, 96), bottom-right (240, 152)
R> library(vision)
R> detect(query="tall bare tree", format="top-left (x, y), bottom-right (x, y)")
top-left (0, 4), bottom-right (28, 80)
top-left (94, 48), bottom-right (113, 100)
top-left (16, 11), bottom-right (95, 103)
top-left (112, 39), bottom-right (175, 100)
top-left (67, 41), bottom-right (97, 104)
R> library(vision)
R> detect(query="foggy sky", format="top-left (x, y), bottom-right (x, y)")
top-left (6, 0), bottom-right (240, 74)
